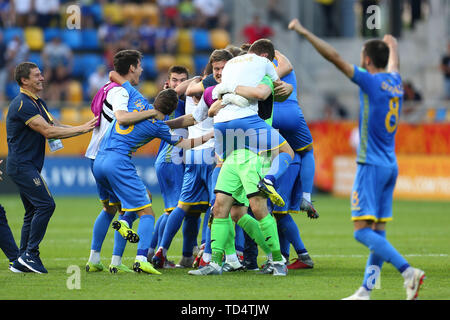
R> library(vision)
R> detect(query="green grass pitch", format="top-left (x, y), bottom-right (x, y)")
top-left (0, 194), bottom-right (448, 300)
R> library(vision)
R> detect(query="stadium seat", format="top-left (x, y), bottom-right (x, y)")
top-left (48, 108), bottom-right (61, 121)
top-left (71, 54), bottom-right (85, 78)
top-left (1, 107), bottom-right (8, 121)
top-left (141, 3), bottom-right (159, 26)
top-left (4, 27), bottom-right (24, 43)
top-left (192, 29), bottom-right (212, 51)
top-left (175, 55), bottom-right (194, 75)
top-left (155, 54), bottom-right (176, 73)
top-left (210, 29), bottom-right (230, 49)
top-left (80, 107), bottom-right (94, 121)
top-left (194, 54), bottom-right (210, 75)
top-left (177, 29), bottom-right (194, 55)
top-left (61, 29), bottom-right (83, 50)
top-left (82, 3), bottom-right (103, 24)
top-left (435, 108), bottom-right (447, 122)
top-left (425, 108), bottom-right (436, 122)
top-left (142, 55), bottom-right (158, 79)
top-left (67, 80), bottom-right (83, 103)
top-left (102, 3), bottom-right (124, 24)
top-left (140, 81), bottom-right (159, 99)
top-left (81, 29), bottom-right (100, 50)
top-left (81, 54), bottom-right (104, 78)
top-left (61, 107), bottom-right (80, 123)
top-left (5, 82), bottom-right (19, 100)
top-left (24, 27), bottom-right (44, 51)
top-left (43, 28), bottom-right (61, 42)
top-left (29, 52), bottom-right (43, 70)
top-left (122, 3), bottom-right (141, 25)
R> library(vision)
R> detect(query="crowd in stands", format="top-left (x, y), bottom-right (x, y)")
top-left (0, 0), bottom-right (448, 123)
top-left (0, 0), bottom-right (231, 106)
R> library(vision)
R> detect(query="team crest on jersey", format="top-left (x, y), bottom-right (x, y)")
top-left (134, 99), bottom-right (145, 111)
top-left (33, 177), bottom-right (42, 187)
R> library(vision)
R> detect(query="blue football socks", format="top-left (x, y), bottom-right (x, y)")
top-left (235, 224), bottom-right (245, 254)
top-left (112, 212), bottom-right (137, 256)
top-left (277, 214), bottom-right (307, 255)
top-left (182, 214), bottom-right (201, 257)
top-left (151, 213), bottom-right (167, 250)
top-left (136, 215), bottom-right (155, 257)
top-left (354, 228), bottom-right (410, 274)
top-left (362, 229), bottom-right (386, 291)
top-left (201, 207), bottom-right (211, 245)
top-left (160, 206), bottom-right (186, 250)
top-left (265, 152), bottom-right (293, 184)
top-left (299, 149), bottom-right (315, 194)
top-left (91, 210), bottom-right (114, 252)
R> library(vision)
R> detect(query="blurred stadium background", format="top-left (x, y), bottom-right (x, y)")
top-left (0, 0), bottom-right (449, 201)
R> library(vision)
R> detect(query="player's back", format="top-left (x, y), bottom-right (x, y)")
top-left (352, 66), bottom-right (403, 167)
top-left (272, 59), bottom-right (313, 151)
top-left (222, 53), bottom-right (277, 87)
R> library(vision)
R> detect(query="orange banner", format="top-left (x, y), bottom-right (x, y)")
top-left (309, 122), bottom-right (450, 192)
top-left (333, 155), bottom-right (450, 200)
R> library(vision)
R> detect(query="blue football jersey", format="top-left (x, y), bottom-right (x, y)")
top-left (351, 65), bottom-right (404, 167)
top-left (99, 82), bottom-right (182, 156)
top-left (155, 99), bottom-right (186, 165)
top-left (272, 58), bottom-right (313, 151)
top-left (273, 58), bottom-right (298, 105)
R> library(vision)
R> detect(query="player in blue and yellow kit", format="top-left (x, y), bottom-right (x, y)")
top-left (289, 19), bottom-right (425, 300)
top-left (150, 66), bottom-right (189, 265)
top-left (93, 72), bottom-right (213, 274)
top-left (226, 43), bottom-right (317, 270)
top-left (270, 49), bottom-right (317, 269)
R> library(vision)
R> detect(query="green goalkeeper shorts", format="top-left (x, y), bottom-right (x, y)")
top-left (214, 149), bottom-right (271, 207)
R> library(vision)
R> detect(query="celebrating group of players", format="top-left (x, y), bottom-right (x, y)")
top-left (82, 18), bottom-right (425, 300)
top-left (2, 13), bottom-right (426, 299)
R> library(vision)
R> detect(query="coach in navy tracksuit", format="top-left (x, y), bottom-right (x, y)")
top-left (5, 62), bottom-right (96, 273)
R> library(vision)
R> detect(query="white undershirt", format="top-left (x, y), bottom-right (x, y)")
top-left (85, 86), bottom-right (129, 159)
top-left (213, 53), bottom-right (279, 123)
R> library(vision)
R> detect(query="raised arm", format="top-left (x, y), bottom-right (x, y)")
top-left (208, 99), bottom-right (224, 117)
top-left (175, 131), bottom-right (214, 150)
top-left (185, 77), bottom-right (204, 97)
top-left (383, 34), bottom-right (400, 73)
top-left (275, 50), bottom-right (294, 78)
top-left (234, 84), bottom-right (273, 101)
top-left (109, 71), bottom-right (157, 125)
top-left (28, 115), bottom-right (97, 139)
top-left (288, 18), bottom-right (354, 79)
top-left (165, 113), bottom-right (196, 129)
top-left (175, 76), bottom-right (202, 96)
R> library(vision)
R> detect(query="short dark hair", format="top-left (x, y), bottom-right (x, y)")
top-left (14, 62), bottom-right (39, 86)
top-left (225, 45), bottom-right (244, 57)
top-left (153, 88), bottom-right (179, 115)
top-left (363, 40), bottom-right (390, 69)
top-left (240, 43), bottom-right (251, 52)
top-left (209, 49), bottom-right (233, 64)
top-left (168, 65), bottom-right (189, 78)
top-left (249, 39), bottom-right (275, 61)
top-left (113, 49), bottom-right (143, 76)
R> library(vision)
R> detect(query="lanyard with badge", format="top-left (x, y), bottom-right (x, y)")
top-left (30, 97), bottom-right (64, 152)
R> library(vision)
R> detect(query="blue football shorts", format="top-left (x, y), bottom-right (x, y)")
top-left (213, 114), bottom-right (287, 161)
top-left (93, 152), bottom-right (151, 212)
top-left (90, 158), bottom-right (120, 206)
top-left (155, 161), bottom-right (185, 212)
top-left (351, 163), bottom-right (398, 222)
